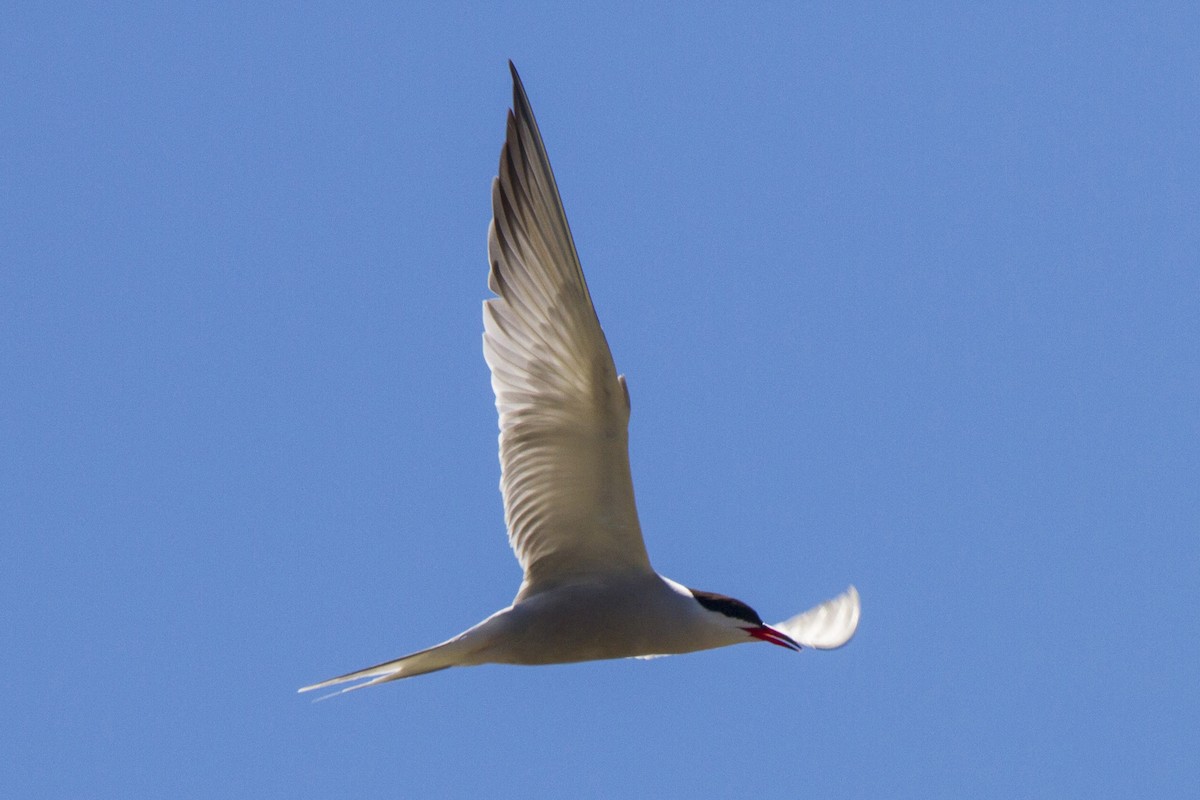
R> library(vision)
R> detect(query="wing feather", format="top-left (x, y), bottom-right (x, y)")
top-left (484, 63), bottom-right (652, 595)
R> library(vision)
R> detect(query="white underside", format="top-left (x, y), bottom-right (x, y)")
top-left (300, 579), bottom-right (860, 697)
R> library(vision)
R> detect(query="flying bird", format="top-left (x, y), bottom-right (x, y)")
top-left (300, 63), bottom-right (860, 697)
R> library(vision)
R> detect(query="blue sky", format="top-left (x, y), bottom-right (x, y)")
top-left (3, 3), bottom-right (1196, 798)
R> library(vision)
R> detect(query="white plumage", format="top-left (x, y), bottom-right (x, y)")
top-left (300, 63), bottom-right (859, 698)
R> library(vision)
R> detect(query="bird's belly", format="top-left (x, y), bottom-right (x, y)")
top-left (494, 615), bottom-right (660, 664)
top-left (469, 579), bottom-right (719, 665)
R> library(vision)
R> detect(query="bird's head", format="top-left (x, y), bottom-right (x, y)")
top-left (687, 588), bottom-right (802, 651)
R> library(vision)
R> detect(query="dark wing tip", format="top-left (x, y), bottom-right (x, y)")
top-left (508, 61), bottom-right (537, 126)
top-left (508, 61), bottom-right (525, 103)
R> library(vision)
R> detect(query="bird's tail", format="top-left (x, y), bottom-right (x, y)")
top-left (774, 585), bottom-right (861, 650)
top-left (298, 635), bottom-right (475, 699)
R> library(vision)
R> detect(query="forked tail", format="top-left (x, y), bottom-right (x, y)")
top-left (298, 636), bottom-right (473, 700)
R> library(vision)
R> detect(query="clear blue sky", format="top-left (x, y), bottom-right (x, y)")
top-left (3, 3), bottom-right (1196, 798)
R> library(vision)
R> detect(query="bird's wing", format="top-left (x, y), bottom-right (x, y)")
top-left (484, 63), bottom-right (652, 595)
top-left (774, 585), bottom-right (861, 649)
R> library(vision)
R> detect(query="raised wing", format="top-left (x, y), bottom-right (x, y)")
top-left (774, 586), bottom-right (861, 649)
top-left (484, 63), bottom-right (652, 595)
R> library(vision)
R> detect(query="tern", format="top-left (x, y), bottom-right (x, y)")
top-left (300, 63), bottom-right (860, 697)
